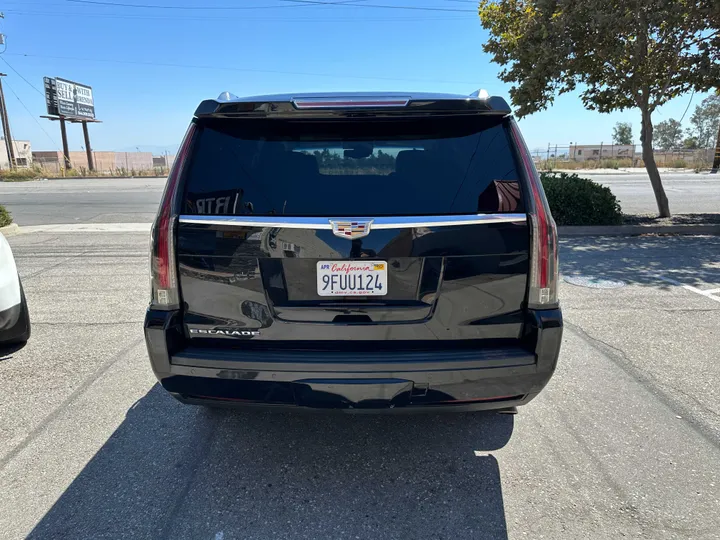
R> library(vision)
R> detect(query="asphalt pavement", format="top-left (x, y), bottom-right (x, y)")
top-left (593, 173), bottom-right (720, 215)
top-left (0, 178), bottom-right (162, 226)
top-left (1, 228), bottom-right (719, 539)
top-left (0, 171), bottom-right (718, 226)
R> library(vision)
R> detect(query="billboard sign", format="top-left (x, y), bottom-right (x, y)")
top-left (44, 77), bottom-right (95, 120)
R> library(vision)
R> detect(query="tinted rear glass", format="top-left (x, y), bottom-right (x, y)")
top-left (183, 117), bottom-right (523, 216)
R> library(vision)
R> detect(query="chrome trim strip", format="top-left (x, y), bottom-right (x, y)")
top-left (371, 214), bottom-right (526, 228)
top-left (179, 214), bottom-right (527, 229)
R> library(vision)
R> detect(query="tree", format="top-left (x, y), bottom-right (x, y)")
top-left (654, 119), bottom-right (683, 150)
top-left (478, 0), bottom-right (720, 217)
top-left (612, 122), bottom-right (633, 145)
top-left (714, 90), bottom-right (720, 171)
top-left (688, 94), bottom-right (720, 148)
top-left (682, 136), bottom-right (700, 149)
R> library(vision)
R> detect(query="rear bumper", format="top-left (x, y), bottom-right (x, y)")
top-left (144, 309), bottom-right (562, 412)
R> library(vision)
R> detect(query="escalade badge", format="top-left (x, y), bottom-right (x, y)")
top-left (330, 220), bottom-right (373, 240)
top-left (189, 328), bottom-right (260, 337)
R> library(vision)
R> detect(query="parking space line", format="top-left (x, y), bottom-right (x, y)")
top-left (656, 275), bottom-right (720, 303)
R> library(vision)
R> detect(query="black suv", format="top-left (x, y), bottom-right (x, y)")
top-left (144, 91), bottom-right (562, 412)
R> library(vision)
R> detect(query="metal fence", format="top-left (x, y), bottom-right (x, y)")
top-left (3, 151), bottom-right (176, 175)
top-left (530, 144), bottom-right (715, 170)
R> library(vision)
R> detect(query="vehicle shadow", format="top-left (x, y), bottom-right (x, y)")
top-left (560, 235), bottom-right (720, 287)
top-left (28, 385), bottom-right (513, 540)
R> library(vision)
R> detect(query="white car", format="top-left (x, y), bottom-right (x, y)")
top-left (0, 234), bottom-right (30, 344)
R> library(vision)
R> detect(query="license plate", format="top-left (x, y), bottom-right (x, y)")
top-left (316, 261), bottom-right (388, 296)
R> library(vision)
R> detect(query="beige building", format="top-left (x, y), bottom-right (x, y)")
top-left (153, 155), bottom-right (175, 168)
top-left (32, 151), bottom-right (65, 173)
top-left (569, 144), bottom-right (636, 161)
top-left (0, 139), bottom-right (33, 168)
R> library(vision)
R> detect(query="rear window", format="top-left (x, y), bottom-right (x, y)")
top-left (182, 117), bottom-right (524, 216)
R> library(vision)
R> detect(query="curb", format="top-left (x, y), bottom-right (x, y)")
top-left (0, 223), bottom-right (20, 237)
top-left (1, 176), bottom-right (166, 181)
top-left (559, 224), bottom-right (720, 237)
top-left (19, 223), bottom-right (151, 234)
top-left (550, 169), bottom-right (701, 176)
top-left (552, 171), bottom-right (633, 176)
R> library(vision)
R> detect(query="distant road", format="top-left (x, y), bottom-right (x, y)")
top-left (0, 172), bottom-right (717, 226)
top-left (0, 178), bottom-right (164, 226)
top-left (591, 173), bottom-right (719, 215)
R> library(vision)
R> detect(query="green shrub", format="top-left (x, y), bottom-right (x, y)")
top-left (0, 204), bottom-right (11, 227)
top-left (599, 159), bottom-right (620, 169)
top-left (671, 159), bottom-right (687, 168)
top-left (540, 172), bottom-right (623, 226)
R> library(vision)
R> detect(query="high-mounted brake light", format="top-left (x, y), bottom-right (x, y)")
top-left (509, 121), bottom-right (559, 308)
top-left (292, 96), bottom-right (410, 109)
top-left (150, 123), bottom-right (196, 309)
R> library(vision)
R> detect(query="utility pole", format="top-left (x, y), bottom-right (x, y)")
top-left (59, 117), bottom-right (71, 170)
top-left (0, 73), bottom-right (16, 169)
top-left (82, 121), bottom-right (94, 171)
top-left (712, 122), bottom-right (720, 173)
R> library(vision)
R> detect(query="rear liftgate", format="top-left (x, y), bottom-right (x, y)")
top-left (149, 94), bottom-right (559, 408)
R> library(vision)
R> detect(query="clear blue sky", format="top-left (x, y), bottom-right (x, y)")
top-left (0, 0), bottom-right (711, 154)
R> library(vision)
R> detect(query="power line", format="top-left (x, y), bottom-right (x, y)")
top-left (679, 89), bottom-right (695, 124)
top-left (6, 52), bottom-right (480, 85)
top-left (284, 0), bottom-right (371, 5)
top-left (0, 1), bottom-right (68, 5)
top-left (4, 9), bottom-right (468, 22)
top-left (284, 0), bottom-right (473, 9)
top-left (65, 0), bottom-right (369, 10)
top-left (0, 56), bottom-right (45, 98)
top-left (2, 78), bottom-right (62, 152)
top-left (66, 0), bottom-right (476, 12)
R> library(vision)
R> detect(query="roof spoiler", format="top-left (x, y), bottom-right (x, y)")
top-left (194, 92), bottom-right (511, 118)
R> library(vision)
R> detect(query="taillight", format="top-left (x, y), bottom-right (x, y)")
top-left (509, 120), bottom-right (559, 308)
top-left (292, 96), bottom-right (410, 109)
top-left (150, 123), bottom-right (196, 309)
